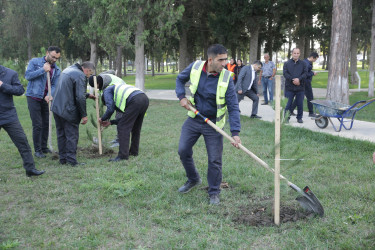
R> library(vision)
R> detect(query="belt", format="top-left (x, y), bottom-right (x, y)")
top-left (263, 76), bottom-right (271, 78)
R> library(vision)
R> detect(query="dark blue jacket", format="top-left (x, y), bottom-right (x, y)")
top-left (176, 62), bottom-right (241, 134)
top-left (101, 85), bottom-right (143, 123)
top-left (25, 56), bottom-right (61, 99)
top-left (304, 58), bottom-right (314, 84)
top-left (0, 65), bottom-right (25, 126)
top-left (283, 58), bottom-right (307, 92)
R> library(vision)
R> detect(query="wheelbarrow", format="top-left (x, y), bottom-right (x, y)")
top-left (310, 98), bottom-right (375, 132)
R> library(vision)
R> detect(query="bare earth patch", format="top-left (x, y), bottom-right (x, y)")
top-left (232, 196), bottom-right (315, 227)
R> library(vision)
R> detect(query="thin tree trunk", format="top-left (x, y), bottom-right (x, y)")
top-left (179, 27), bottom-right (189, 72)
top-left (362, 44), bottom-right (367, 69)
top-left (368, 0), bottom-right (375, 97)
top-left (322, 48), bottom-right (327, 69)
top-left (249, 26), bottom-right (259, 64)
top-left (151, 56), bottom-right (155, 77)
top-left (26, 22), bottom-right (32, 60)
top-left (90, 40), bottom-right (97, 67)
top-left (350, 37), bottom-right (358, 85)
top-left (326, 0), bottom-right (352, 104)
top-left (123, 52), bottom-right (127, 76)
top-left (135, 15), bottom-right (145, 91)
top-left (115, 45), bottom-right (123, 77)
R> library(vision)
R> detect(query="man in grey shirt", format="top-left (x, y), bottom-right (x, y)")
top-left (259, 54), bottom-right (276, 105)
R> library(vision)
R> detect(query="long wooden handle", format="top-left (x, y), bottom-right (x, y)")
top-left (93, 76), bottom-right (103, 155)
top-left (188, 105), bottom-right (292, 184)
top-left (47, 73), bottom-right (53, 152)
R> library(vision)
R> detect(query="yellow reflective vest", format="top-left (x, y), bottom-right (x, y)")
top-left (188, 60), bottom-right (233, 129)
top-left (114, 84), bottom-right (141, 112)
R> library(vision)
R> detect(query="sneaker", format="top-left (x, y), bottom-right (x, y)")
top-left (209, 194), bottom-right (220, 205)
top-left (178, 179), bottom-right (202, 193)
top-left (290, 111), bottom-right (296, 116)
top-left (261, 102), bottom-right (268, 105)
top-left (308, 113), bottom-right (318, 118)
top-left (297, 119), bottom-right (303, 123)
top-left (250, 115), bottom-right (262, 119)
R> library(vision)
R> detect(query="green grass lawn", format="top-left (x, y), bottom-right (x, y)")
top-left (123, 74), bottom-right (178, 89)
top-left (1, 97), bottom-right (375, 248)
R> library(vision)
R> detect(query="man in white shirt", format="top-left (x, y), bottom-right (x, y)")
top-left (236, 60), bottom-right (262, 118)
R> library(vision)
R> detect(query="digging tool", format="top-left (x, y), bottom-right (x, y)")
top-left (187, 105), bottom-right (324, 217)
top-left (93, 75), bottom-right (103, 155)
top-left (274, 75), bottom-right (281, 225)
top-left (47, 72), bottom-right (54, 152)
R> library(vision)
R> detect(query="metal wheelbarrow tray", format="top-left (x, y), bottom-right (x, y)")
top-left (310, 98), bottom-right (375, 132)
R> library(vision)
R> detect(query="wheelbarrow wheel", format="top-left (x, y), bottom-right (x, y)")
top-left (315, 116), bottom-right (328, 129)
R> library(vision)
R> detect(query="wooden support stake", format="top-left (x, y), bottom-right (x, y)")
top-left (47, 73), bottom-right (54, 152)
top-left (93, 76), bottom-right (103, 155)
top-left (274, 75), bottom-right (281, 226)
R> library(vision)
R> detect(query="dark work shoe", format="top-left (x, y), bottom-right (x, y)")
top-left (250, 115), bottom-right (262, 119)
top-left (290, 111), bottom-right (296, 116)
top-left (59, 160), bottom-right (66, 165)
top-left (67, 162), bottom-right (86, 167)
top-left (34, 151), bottom-right (46, 158)
top-left (26, 169), bottom-right (45, 177)
top-left (42, 149), bottom-right (52, 154)
top-left (209, 194), bottom-right (220, 205)
top-left (261, 102), bottom-right (268, 105)
top-left (178, 179), bottom-right (202, 193)
top-left (308, 113), bottom-right (318, 118)
top-left (297, 119), bottom-right (303, 123)
top-left (108, 156), bottom-right (127, 162)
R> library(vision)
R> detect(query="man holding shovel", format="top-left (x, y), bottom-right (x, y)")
top-left (25, 46), bottom-right (61, 158)
top-left (175, 44), bottom-right (241, 205)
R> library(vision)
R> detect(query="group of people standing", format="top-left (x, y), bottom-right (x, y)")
top-left (0, 46), bottom-right (149, 177)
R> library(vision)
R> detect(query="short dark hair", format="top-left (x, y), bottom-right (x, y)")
top-left (207, 44), bottom-right (228, 58)
top-left (309, 52), bottom-right (319, 59)
top-left (81, 61), bottom-right (95, 71)
top-left (88, 75), bottom-right (103, 90)
top-left (253, 60), bottom-right (262, 67)
top-left (47, 46), bottom-right (61, 54)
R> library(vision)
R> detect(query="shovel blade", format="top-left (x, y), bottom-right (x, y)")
top-left (296, 186), bottom-right (324, 217)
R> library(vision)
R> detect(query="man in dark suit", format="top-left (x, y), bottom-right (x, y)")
top-left (236, 60), bottom-right (263, 118)
top-left (0, 65), bottom-right (45, 177)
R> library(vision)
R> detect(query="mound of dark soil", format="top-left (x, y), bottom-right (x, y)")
top-left (77, 145), bottom-right (115, 158)
top-left (232, 196), bottom-right (315, 227)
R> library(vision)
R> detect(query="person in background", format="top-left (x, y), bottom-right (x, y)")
top-left (290, 52), bottom-right (319, 118)
top-left (24, 46), bottom-right (61, 158)
top-left (51, 61), bottom-right (95, 166)
top-left (236, 60), bottom-right (263, 119)
top-left (283, 48), bottom-right (307, 123)
top-left (258, 53), bottom-right (276, 105)
top-left (0, 65), bottom-right (45, 177)
top-left (233, 59), bottom-right (244, 86)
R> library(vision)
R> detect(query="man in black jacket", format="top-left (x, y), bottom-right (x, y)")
top-left (0, 65), bottom-right (45, 177)
top-left (283, 48), bottom-right (307, 123)
top-left (51, 62), bottom-right (95, 166)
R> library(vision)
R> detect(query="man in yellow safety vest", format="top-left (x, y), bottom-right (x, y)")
top-left (175, 44), bottom-right (241, 205)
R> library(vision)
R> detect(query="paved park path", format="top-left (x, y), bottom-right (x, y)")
top-left (145, 88), bottom-right (375, 144)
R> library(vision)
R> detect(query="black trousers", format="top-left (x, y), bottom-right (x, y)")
top-left (27, 97), bottom-right (49, 152)
top-left (53, 114), bottom-right (79, 164)
top-left (0, 120), bottom-right (35, 171)
top-left (291, 82), bottom-right (314, 114)
top-left (237, 89), bottom-right (259, 116)
top-left (117, 93), bottom-right (149, 159)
